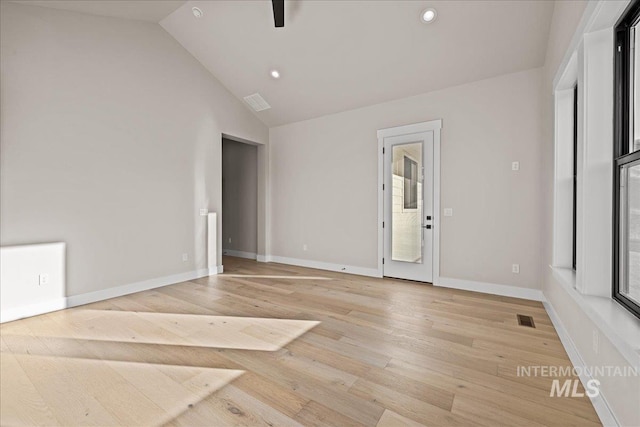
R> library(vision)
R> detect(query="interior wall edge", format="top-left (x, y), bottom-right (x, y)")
top-left (543, 299), bottom-right (620, 427)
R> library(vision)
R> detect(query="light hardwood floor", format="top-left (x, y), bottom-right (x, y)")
top-left (1, 256), bottom-right (601, 426)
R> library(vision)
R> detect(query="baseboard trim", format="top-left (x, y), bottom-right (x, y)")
top-left (222, 249), bottom-right (257, 260)
top-left (1, 267), bottom-right (219, 323)
top-left (0, 298), bottom-right (68, 323)
top-left (268, 255), bottom-right (380, 278)
top-left (256, 254), bottom-right (271, 263)
top-left (543, 301), bottom-right (620, 427)
top-left (66, 268), bottom-right (212, 308)
top-left (435, 277), bottom-right (546, 301)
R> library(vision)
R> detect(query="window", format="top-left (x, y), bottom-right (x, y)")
top-left (403, 156), bottom-right (418, 209)
top-left (614, 0), bottom-right (640, 318)
top-left (573, 84), bottom-right (578, 271)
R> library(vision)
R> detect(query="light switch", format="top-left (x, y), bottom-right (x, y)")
top-left (444, 208), bottom-right (453, 217)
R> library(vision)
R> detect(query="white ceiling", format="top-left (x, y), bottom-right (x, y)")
top-left (15, 0), bottom-right (555, 127)
top-left (161, 1), bottom-right (554, 127)
top-left (13, 0), bottom-right (186, 22)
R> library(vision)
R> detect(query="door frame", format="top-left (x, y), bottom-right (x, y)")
top-left (221, 133), bottom-right (269, 270)
top-left (377, 120), bottom-right (442, 283)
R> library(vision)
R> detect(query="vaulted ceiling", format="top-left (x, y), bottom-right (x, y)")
top-left (14, 0), bottom-right (185, 22)
top-left (15, 0), bottom-right (555, 127)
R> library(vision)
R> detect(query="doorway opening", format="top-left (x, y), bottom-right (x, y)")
top-left (222, 137), bottom-right (258, 260)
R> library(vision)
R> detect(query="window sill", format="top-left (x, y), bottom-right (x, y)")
top-left (549, 266), bottom-right (640, 369)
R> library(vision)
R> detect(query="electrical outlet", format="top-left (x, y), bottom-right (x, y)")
top-left (182, 253), bottom-right (189, 262)
top-left (303, 244), bottom-right (308, 251)
top-left (200, 209), bottom-right (208, 216)
top-left (512, 161), bottom-right (520, 171)
top-left (592, 330), bottom-right (599, 354)
top-left (38, 274), bottom-right (49, 286)
top-left (512, 264), bottom-right (520, 274)
top-left (444, 208), bottom-right (453, 217)
top-left (228, 238), bottom-right (231, 243)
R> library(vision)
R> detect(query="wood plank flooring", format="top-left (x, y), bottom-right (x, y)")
top-left (0, 256), bottom-right (601, 426)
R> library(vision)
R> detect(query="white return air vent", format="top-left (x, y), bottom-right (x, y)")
top-left (243, 93), bottom-right (271, 112)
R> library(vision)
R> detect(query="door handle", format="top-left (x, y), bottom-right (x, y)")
top-left (422, 224), bottom-right (431, 229)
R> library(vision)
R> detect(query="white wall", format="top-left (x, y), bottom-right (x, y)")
top-left (541, 2), bottom-right (640, 426)
top-left (0, 2), bottom-right (268, 297)
top-left (222, 139), bottom-right (258, 256)
top-left (269, 68), bottom-right (543, 289)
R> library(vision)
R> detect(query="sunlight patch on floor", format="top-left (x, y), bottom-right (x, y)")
top-left (2, 310), bottom-right (320, 351)
top-left (0, 352), bottom-right (243, 426)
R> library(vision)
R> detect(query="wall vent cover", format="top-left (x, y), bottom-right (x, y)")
top-left (517, 314), bottom-right (535, 328)
top-left (243, 93), bottom-right (271, 112)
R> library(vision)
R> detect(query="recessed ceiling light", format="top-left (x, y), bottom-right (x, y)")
top-left (192, 7), bottom-right (203, 18)
top-left (270, 70), bottom-right (281, 79)
top-left (421, 8), bottom-right (437, 23)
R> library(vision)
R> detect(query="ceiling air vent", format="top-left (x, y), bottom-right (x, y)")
top-left (243, 93), bottom-right (271, 112)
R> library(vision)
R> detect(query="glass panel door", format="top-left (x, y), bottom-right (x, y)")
top-left (383, 130), bottom-right (434, 283)
top-left (392, 142), bottom-right (423, 263)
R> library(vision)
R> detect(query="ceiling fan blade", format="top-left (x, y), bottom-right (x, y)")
top-left (272, 0), bottom-right (284, 27)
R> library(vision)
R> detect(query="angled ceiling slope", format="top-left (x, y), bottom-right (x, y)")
top-left (12, 0), bottom-right (186, 22)
top-left (13, 1), bottom-right (554, 127)
top-left (161, 1), bottom-right (554, 127)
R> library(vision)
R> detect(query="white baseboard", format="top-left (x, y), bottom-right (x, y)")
top-left (256, 254), bottom-right (271, 263)
top-left (543, 301), bottom-right (619, 427)
top-left (208, 265), bottom-right (223, 275)
top-left (222, 249), bottom-right (257, 260)
top-left (66, 268), bottom-right (212, 308)
top-left (0, 298), bottom-right (68, 323)
top-left (268, 255), bottom-right (380, 278)
top-left (436, 277), bottom-right (546, 301)
top-left (1, 267), bottom-right (218, 323)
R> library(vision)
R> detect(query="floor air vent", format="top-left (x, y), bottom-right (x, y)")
top-left (517, 314), bottom-right (535, 328)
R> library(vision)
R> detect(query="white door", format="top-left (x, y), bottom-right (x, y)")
top-left (383, 131), bottom-right (434, 282)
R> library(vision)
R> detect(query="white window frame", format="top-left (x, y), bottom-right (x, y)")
top-left (551, 0), bottom-right (639, 372)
